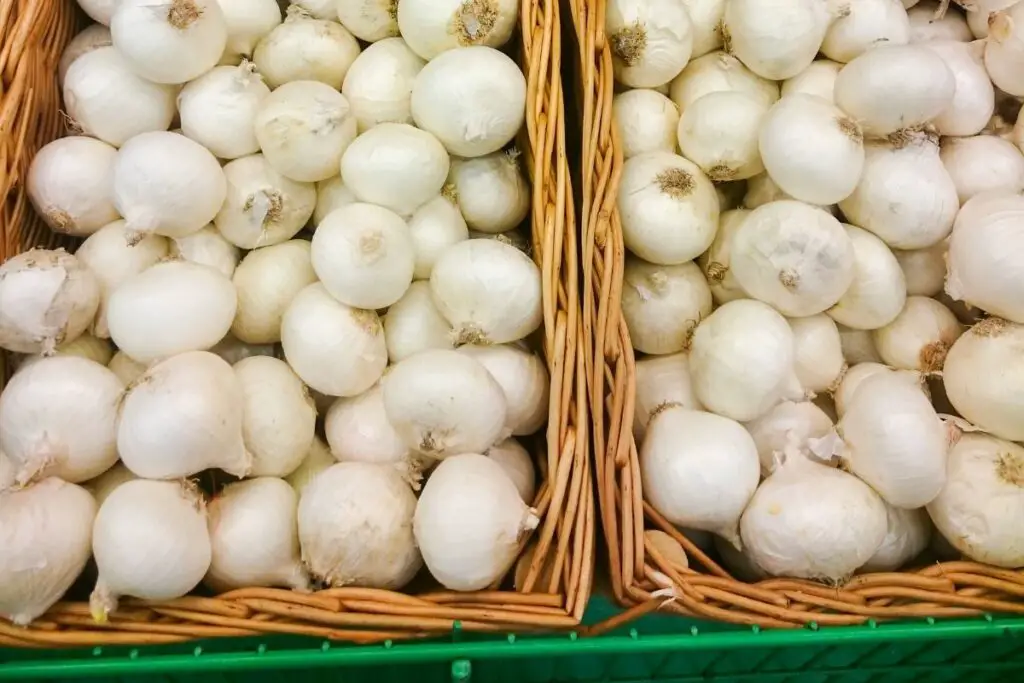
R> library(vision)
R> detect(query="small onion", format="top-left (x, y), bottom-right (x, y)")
top-left (215, 154), bottom-right (316, 249)
top-left (232, 240), bottom-right (317, 344)
top-left (383, 281), bottom-right (454, 362)
top-left (940, 135), bottom-right (1024, 204)
top-left (893, 241), bottom-right (947, 297)
top-left (984, 3), bottom-right (1024, 96)
top-left (606, 0), bottom-right (694, 88)
top-left (698, 208), bottom-right (749, 305)
top-left (821, 0), bottom-right (911, 63)
top-left (170, 225), bottom-right (241, 279)
top-left (908, 1), bottom-right (973, 42)
top-left (58, 24), bottom-right (112, 87)
top-left (723, 0), bottom-right (830, 80)
top-left (781, 59), bottom-right (842, 102)
top-left (341, 38), bottom-right (425, 132)
top-left (827, 225), bottom-right (906, 330)
top-left (633, 352), bottom-right (703, 442)
top-left (873, 295), bottom-right (963, 373)
top-left (253, 5), bottom-right (360, 89)
top-left (789, 314), bottom-right (846, 396)
top-left (447, 152), bottom-right (530, 234)
top-left (216, 0), bottom-right (282, 65)
top-left (745, 400), bottom-right (835, 476)
top-left (621, 257), bottom-right (713, 355)
top-left (669, 51), bottom-right (779, 111)
top-left (397, 0), bottom-right (518, 60)
top-left (27, 136), bottom-right (119, 237)
top-left (313, 176), bottom-right (357, 226)
top-left (676, 90), bottom-right (769, 181)
top-left (407, 195), bottom-right (469, 279)
top-left (613, 89), bottom-right (680, 159)
top-left (177, 62), bottom-right (271, 160)
top-left (325, 385), bottom-right (410, 468)
top-left (457, 344), bottom-right (550, 436)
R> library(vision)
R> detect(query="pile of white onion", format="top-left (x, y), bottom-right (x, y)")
top-left (611, 0), bottom-right (1024, 581)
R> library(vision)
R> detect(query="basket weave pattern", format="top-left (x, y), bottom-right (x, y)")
top-left (0, 0), bottom-right (593, 647)
top-left (571, 0), bottom-right (1024, 631)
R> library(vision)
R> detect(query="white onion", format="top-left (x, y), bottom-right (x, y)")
top-left (411, 46), bottom-right (526, 158)
top-left (838, 370), bottom-right (949, 508)
top-left (325, 385), bottom-right (411, 469)
top-left (77, 0), bottom-right (119, 25)
top-left (946, 191), bottom-right (1024, 322)
top-left (170, 225), bottom-right (240, 279)
top-left (84, 462), bottom-right (136, 507)
top-left (397, 0), bottom-right (518, 60)
top-left (28, 136), bottom-right (118, 237)
top-left (941, 135), bottom-right (1024, 204)
top-left (923, 40), bottom-right (995, 136)
top-left (281, 283), bottom-right (388, 397)
top-left (893, 241), bottom-right (946, 297)
top-left (457, 344), bottom-right (550, 436)
top-left (177, 62), bottom-right (270, 160)
top-left (112, 131), bottom-right (227, 243)
top-left (833, 362), bottom-right (898, 416)
top-left (106, 260), bottom-right (236, 363)
top-left (908, 1), bottom-right (973, 42)
top-left (414, 453), bottom-right (538, 590)
top-left (383, 349), bottom-right (507, 458)
top-left (781, 59), bottom-right (842, 102)
top-left (677, 91), bottom-right (768, 181)
top-left (730, 201), bottom-right (855, 317)
top-left (641, 406), bottom-right (759, 546)
top-left (383, 281), bottom-right (453, 362)
top-left (254, 80), bottom-right (357, 183)
top-left (63, 47), bottom-right (176, 147)
top-left (235, 357), bottom-right (316, 477)
top-left (58, 24), bottom-right (112, 87)
top-left (215, 154), bottom-right (316, 248)
top-left (838, 325), bottom-right (884, 365)
top-left (822, 0), bottom-right (911, 63)
top-left (740, 455), bottom-right (887, 579)
top-left (22, 333), bottom-right (114, 368)
top-left (745, 400), bottom-right (834, 476)
top-left (299, 461), bottom-right (421, 588)
top-left (684, 0), bottom-right (726, 57)
top-left (253, 5), bottom-right (360, 89)
top-left (618, 152), bottom-right (719, 264)
top-left (834, 44), bottom-right (956, 136)
top-left (118, 351), bottom-right (250, 478)
top-left (284, 436), bottom-right (334, 495)
top-left (698, 208), bottom-right (749, 305)
top-left (430, 239), bottom-right (542, 345)
top-left (606, 0), bottom-right (694, 87)
top-left (690, 299), bottom-right (803, 422)
top-left (342, 38), bottom-right (424, 132)
top-left (621, 257), bottom-right (713, 355)
top-left (723, 0), bottom-right (830, 80)
top-left (839, 136), bottom-right (958, 250)
top-left (633, 352), bottom-right (702, 442)
top-left (613, 89), bottom-right (680, 159)
top-left (789, 314), bottom-right (846, 395)
top-left (0, 357), bottom-right (122, 485)
top-left (448, 152), bottom-right (530, 234)
top-left (758, 94), bottom-right (865, 205)
top-left (341, 123), bottom-right (450, 216)
top-left (0, 479), bottom-right (95, 625)
top-left (107, 351), bottom-right (146, 386)
top-left (407, 195), bottom-right (469, 279)
top-left (288, 0), bottom-right (336, 19)
top-left (669, 51), bottom-right (779, 111)
top-left (926, 432), bottom-right (1024, 568)
top-left (216, 0), bottom-right (282, 65)
top-left (110, 0), bottom-right (227, 84)
top-left (206, 477), bottom-right (308, 591)
top-left (967, 0), bottom-right (1019, 39)
top-left (0, 249), bottom-right (99, 355)
top-left (337, 0), bottom-right (399, 42)
top-left (827, 225), bottom-right (907, 330)
top-left (231, 240), bottom-right (316, 344)
top-left (984, 3), bottom-right (1024, 95)
top-left (313, 176), bottom-right (357, 226)
top-left (486, 438), bottom-right (536, 502)
top-left (873, 296), bottom-right (963, 373)
top-left (743, 172), bottom-right (793, 208)
top-left (209, 333), bottom-right (276, 366)
top-left (861, 503), bottom-right (931, 571)
top-left (90, 479), bottom-right (211, 620)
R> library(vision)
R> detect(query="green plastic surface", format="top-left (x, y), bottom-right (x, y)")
top-left (2, 598), bottom-right (1023, 682)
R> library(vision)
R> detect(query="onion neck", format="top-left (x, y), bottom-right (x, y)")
top-left (89, 579), bottom-right (117, 624)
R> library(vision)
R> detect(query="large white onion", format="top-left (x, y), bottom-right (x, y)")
top-left (58, 23), bottom-right (112, 87)
top-left (336, 0), bottom-right (399, 42)
top-left (177, 62), bottom-right (271, 160)
top-left (822, 0), bottom-right (911, 63)
top-left (313, 176), bottom-right (357, 226)
top-left (677, 90), bottom-right (769, 181)
top-left (325, 385), bottom-right (411, 469)
top-left (622, 257), bottom-right (713, 355)
top-left (613, 89), bottom-right (681, 159)
top-left (923, 40), bottom-right (995, 136)
top-left (341, 38), bottom-right (424, 132)
top-left (606, 0), bottom-right (694, 87)
top-left (669, 51), bottom-right (779, 111)
top-left (27, 137), bottom-right (119, 237)
top-left (457, 344), bottom-right (550, 436)
top-left (723, 0), bottom-right (830, 80)
top-left (447, 152), bottom-right (530, 234)
top-left (252, 5), bottom-right (360, 89)
top-left (940, 135), bottom-right (1024, 204)
top-left (216, 154), bottom-right (316, 249)
top-left (397, 0), bottom-right (518, 60)
top-left (232, 240), bottom-right (316, 344)
top-left (873, 296), bottom-right (963, 373)
top-left (827, 225), bottom-right (907, 330)
top-left (908, 1), bottom-right (973, 42)
top-left (789, 314), bottom-right (846, 395)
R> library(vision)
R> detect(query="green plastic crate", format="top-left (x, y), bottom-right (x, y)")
top-left (2, 597), bottom-right (1023, 682)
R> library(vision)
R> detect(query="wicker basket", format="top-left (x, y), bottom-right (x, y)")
top-left (0, 0), bottom-right (593, 648)
top-left (571, 0), bottom-right (1024, 631)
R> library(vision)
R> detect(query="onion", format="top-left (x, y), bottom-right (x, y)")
top-left (216, 0), bottom-right (282, 65)
top-left (21, 333), bottom-right (114, 368)
top-left (790, 314), bottom-right (846, 395)
top-left (984, 3), bottom-right (1024, 95)
top-left (740, 455), bottom-right (887, 579)
top-left (383, 281), bottom-right (454, 362)
top-left (118, 351), bottom-right (250, 479)
top-left (341, 38), bottom-right (424, 132)
top-left (485, 438), bottom-right (536, 502)
top-left (27, 136), bottom-right (118, 237)
top-left (690, 299), bottom-right (803, 422)
top-left (827, 225), bottom-right (907, 330)
top-left (215, 154), bottom-right (316, 249)
top-left (873, 296), bottom-right (963, 373)
top-left (430, 239), bottom-right (542, 345)
top-left (838, 325), bottom-right (884, 365)
top-left (613, 89), bottom-right (680, 159)
top-left (941, 135), bottom-right (1024, 204)
top-left (106, 260), bottom-right (236, 363)
top-left (698, 209), bottom-right (749, 305)
top-left (684, 0), bottom-right (726, 57)
top-left (281, 283), bottom-right (388, 397)
top-left (341, 123), bottom-right (450, 216)
top-left (925, 40), bottom-right (996, 137)
top-left (759, 94), bottom-right (865, 205)
top-left (289, 0), bottom-right (337, 19)
top-left (407, 195), bottom-right (469, 278)
top-left (669, 51), bottom-right (780, 111)
top-left (110, 0), bottom-right (227, 84)
top-left (170, 225), bottom-right (240, 279)
top-left (621, 257), bottom-right (713, 355)
top-left (745, 400), bottom-right (834, 476)
top-left (108, 352), bottom-right (146, 386)
top-left (76, 0), bottom-right (119, 25)
top-left (325, 385), bottom-right (411, 469)
top-left (90, 480), bottom-right (211, 620)
top-left (299, 462), bottom-right (421, 588)
top-left (411, 46), bottom-right (526, 158)
top-left (447, 152), bottom-right (530, 234)
top-left (209, 333), bottom-right (276, 366)
top-left (677, 91), bottom-right (768, 181)
top-left (0, 249), bottom-right (99, 355)
top-left (633, 352), bottom-right (702, 442)
top-left (723, 0), bottom-right (830, 80)
top-left (640, 406), bottom-right (760, 546)
top-left (414, 453), bottom-right (538, 590)
top-left (781, 59), bottom-right (842, 102)
top-left (833, 362), bottom-right (905, 416)
top-left (313, 176), bottom-right (357, 226)
top-left (927, 432), bottom-right (1024, 568)
top-left (231, 240), bottom-right (316, 344)
top-left (0, 357), bottom-right (121, 485)
top-left (84, 462), bottom-right (137, 507)
top-left (397, 0), bottom-right (518, 60)
top-left (606, 0), bottom-right (693, 87)
top-left (457, 344), bottom-right (550, 436)
top-left (112, 131), bottom-right (227, 243)
top-left (177, 62), bottom-right (270, 160)
top-left (893, 240), bottom-right (946, 297)
top-left (0, 479), bottom-right (95, 625)
top-left (908, 1), bottom-right (973, 42)
top-left (618, 152), bottom-right (719, 264)
top-left (839, 135), bottom-right (958, 250)
top-left (253, 5), bottom-right (360, 89)
top-left (823, 0), bottom-right (911, 63)
top-left (63, 47), bottom-right (177, 147)
top-left (284, 436), bottom-right (334, 495)
top-left (206, 477), bottom-right (308, 592)
top-left (253, 80), bottom-right (358, 182)
top-left (58, 24), bottom-right (112, 87)
top-left (337, 0), bottom-right (399, 42)
top-left (861, 503), bottom-right (931, 572)
top-left (730, 201), bottom-right (855, 317)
